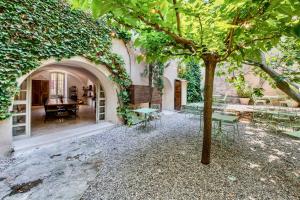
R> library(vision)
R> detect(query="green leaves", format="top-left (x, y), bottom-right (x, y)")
top-left (178, 59), bottom-right (203, 102)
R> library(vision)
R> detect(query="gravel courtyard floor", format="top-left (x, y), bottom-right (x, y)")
top-left (0, 112), bottom-right (299, 200)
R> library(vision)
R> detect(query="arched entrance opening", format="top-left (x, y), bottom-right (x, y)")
top-left (11, 57), bottom-right (119, 139)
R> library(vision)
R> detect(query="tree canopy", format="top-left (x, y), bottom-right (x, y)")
top-left (72, 0), bottom-right (299, 62)
top-left (72, 0), bottom-right (300, 164)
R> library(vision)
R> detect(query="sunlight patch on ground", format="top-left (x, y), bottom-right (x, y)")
top-left (271, 149), bottom-right (286, 156)
top-left (268, 155), bottom-right (280, 163)
top-left (248, 139), bottom-right (266, 149)
top-left (248, 162), bottom-right (261, 169)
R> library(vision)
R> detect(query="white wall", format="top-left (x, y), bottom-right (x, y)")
top-left (111, 39), bottom-right (149, 86)
top-left (67, 74), bottom-right (86, 98)
top-left (213, 64), bottom-right (284, 97)
top-left (162, 60), bottom-right (179, 110)
top-left (0, 119), bottom-right (13, 156)
top-left (162, 77), bottom-right (173, 110)
top-left (181, 81), bottom-right (187, 106)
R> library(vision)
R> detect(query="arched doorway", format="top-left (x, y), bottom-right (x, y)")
top-left (11, 57), bottom-right (119, 139)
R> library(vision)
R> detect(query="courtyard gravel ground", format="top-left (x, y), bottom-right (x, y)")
top-left (0, 112), bottom-right (299, 200)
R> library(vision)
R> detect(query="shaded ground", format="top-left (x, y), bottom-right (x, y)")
top-left (0, 112), bottom-right (299, 199)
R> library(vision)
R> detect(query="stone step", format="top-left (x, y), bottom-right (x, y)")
top-left (13, 122), bottom-right (115, 152)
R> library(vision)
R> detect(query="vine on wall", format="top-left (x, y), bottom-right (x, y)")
top-left (178, 60), bottom-right (203, 103)
top-left (0, 0), bottom-right (132, 122)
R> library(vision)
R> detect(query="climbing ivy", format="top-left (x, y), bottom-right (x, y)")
top-left (178, 60), bottom-right (203, 103)
top-left (0, 0), bottom-right (132, 121)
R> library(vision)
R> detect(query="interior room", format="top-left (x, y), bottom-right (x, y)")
top-left (29, 66), bottom-right (101, 136)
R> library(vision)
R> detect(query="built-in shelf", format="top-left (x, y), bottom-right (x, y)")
top-left (13, 100), bottom-right (27, 105)
top-left (12, 123), bottom-right (26, 128)
top-left (12, 113), bottom-right (26, 116)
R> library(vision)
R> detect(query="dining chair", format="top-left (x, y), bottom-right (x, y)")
top-left (43, 99), bottom-right (57, 123)
top-left (150, 104), bottom-right (162, 128)
top-left (69, 104), bottom-right (79, 118)
top-left (56, 105), bottom-right (68, 122)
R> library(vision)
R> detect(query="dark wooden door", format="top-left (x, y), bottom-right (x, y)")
top-left (32, 80), bottom-right (49, 106)
top-left (174, 80), bottom-right (182, 110)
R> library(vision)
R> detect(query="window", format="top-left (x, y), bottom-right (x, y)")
top-left (50, 72), bottom-right (65, 97)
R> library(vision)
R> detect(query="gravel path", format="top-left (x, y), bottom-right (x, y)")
top-left (1, 112), bottom-right (299, 200)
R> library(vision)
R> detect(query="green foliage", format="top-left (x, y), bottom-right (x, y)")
top-left (73, 0), bottom-right (300, 61)
top-left (178, 60), bottom-right (203, 103)
top-left (135, 31), bottom-right (171, 95)
top-left (265, 37), bottom-right (300, 84)
top-left (141, 62), bottom-right (165, 94)
top-left (228, 74), bottom-right (253, 98)
top-left (0, 0), bottom-right (132, 121)
top-left (134, 31), bottom-right (173, 64)
top-left (253, 87), bottom-right (264, 98)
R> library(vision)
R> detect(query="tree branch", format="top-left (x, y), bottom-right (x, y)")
top-left (157, 10), bottom-right (164, 21)
top-left (197, 16), bottom-right (203, 47)
top-left (244, 60), bottom-right (300, 103)
top-left (173, 0), bottom-right (181, 36)
top-left (220, 34), bottom-right (280, 62)
top-left (137, 15), bottom-right (197, 53)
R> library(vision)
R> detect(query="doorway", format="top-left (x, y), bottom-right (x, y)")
top-left (174, 80), bottom-right (182, 110)
top-left (11, 67), bottom-right (106, 139)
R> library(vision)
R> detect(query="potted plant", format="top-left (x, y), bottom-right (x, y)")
top-left (286, 99), bottom-right (299, 107)
top-left (236, 86), bottom-right (252, 105)
top-left (230, 75), bottom-right (252, 105)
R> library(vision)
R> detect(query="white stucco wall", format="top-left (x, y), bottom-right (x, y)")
top-left (213, 64), bottom-right (284, 98)
top-left (111, 39), bottom-right (148, 86)
top-left (162, 60), bottom-right (179, 110)
top-left (0, 119), bottom-right (13, 156)
top-left (162, 77), bottom-right (173, 110)
top-left (181, 81), bottom-right (187, 106)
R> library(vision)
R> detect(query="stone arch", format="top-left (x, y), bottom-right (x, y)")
top-left (15, 56), bottom-right (120, 124)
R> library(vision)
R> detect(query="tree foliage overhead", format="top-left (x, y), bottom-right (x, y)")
top-left (73, 0), bottom-right (300, 62)
top-left (0, 0), bottom-right (132, 120)
top-left (264, 37), bottom-right (300, 85)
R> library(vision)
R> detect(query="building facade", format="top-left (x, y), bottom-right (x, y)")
top-left (0, 39), bottom-right (187, 156)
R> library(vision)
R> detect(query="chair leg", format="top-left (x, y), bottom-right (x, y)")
top-left (236, 123), bottom-right (240, 137)
top-left (200, 116), bottom-right (202, 130)
top-left (233, 125), bottom-right (236, 143)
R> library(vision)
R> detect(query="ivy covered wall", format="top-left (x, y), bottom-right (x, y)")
top-left (0, 0), bottom-right (132, 121)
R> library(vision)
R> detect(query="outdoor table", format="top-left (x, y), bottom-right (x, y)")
top-left (187, 102), bottom-right (224, 111)
top-left (133, 108), bottom-right (158, 128)
top-left (285, 130), bottom-right (300, 139)
top-left (212, 113), bottom-right (239, 144)
top-left (262, 110), bottom-right (297, 117)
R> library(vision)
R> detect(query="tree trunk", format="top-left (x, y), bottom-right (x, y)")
top-left (246, 60), bottom-right (300, 104)
top-left (149, 64), bottom-right (153, 107)
top-left (201, 54), bottom-right (218, 165)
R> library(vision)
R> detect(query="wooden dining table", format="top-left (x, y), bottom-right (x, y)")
top-left (44, 98), bottom-right (78, 122)
top-left (45, 98), bottom-right (77, 106)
